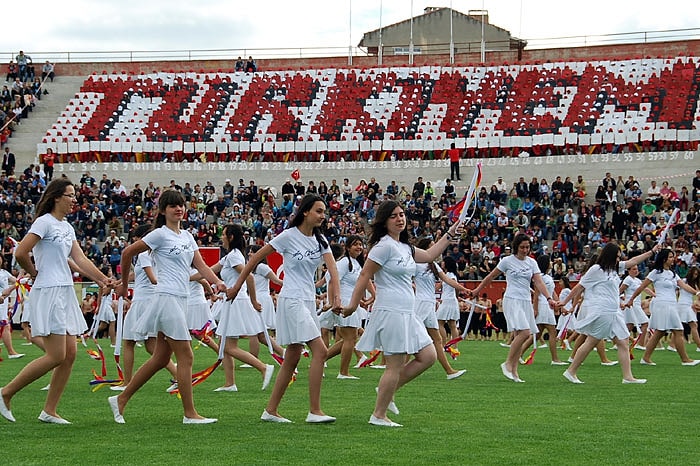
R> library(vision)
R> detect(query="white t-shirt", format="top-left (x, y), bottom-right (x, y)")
top-left (336, 256), bottom-right (361, 303)
top-left (414, 262), bottom-right (440, 301)
top-left (368, 236), bottom-right (415, 314)
top-left (29, 213), bottom-right (76, 289)
top-left (142, 225), bottom-right (197, 297)
top-left (559, 287), bottom-right (572, 312)
top-left (578, 262), bottom-right (626, 313)
top-left (678, 285), bottom-right (694, 306)
top-left (646, 269), bottom-right (679, 303)
top-left (219, 248), bottom-right (247, 295)
top-left (132, 251), bottom-right (156, 300)
top-left (188, 267), bottom-right (208, 304)
top-left (440, 272), bottom-right (459, 301)
top-left (537, 273), bottom-right (555, 309)
top-left (622, 275), bottom-right (642, 306)
top-left (269, 227), bottom-right (330, 300)
top-left (253, 263), bottom-right (273, 298)
top-left (0, 269), bottom-right (13, 312)
top-left (497, 254), bottom-right (540, 300)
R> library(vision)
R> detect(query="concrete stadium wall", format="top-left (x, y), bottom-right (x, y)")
top-left (55, 151), bottom-right (698, 202)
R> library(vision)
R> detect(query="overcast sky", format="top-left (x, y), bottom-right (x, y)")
top-left (3, 0), bottom-right (698, 57)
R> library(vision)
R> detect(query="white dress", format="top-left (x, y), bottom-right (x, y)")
top-left (413, 263), bottom-right (439, 329)
top-left (336, 256), bottom-right (363, 328)
top-left (356, 236), bottom-right (432, 355)
top-left (25, 213), bottom-right (86, 336)
top-left (556, 288), bottom-right (577, 331)
top-left (253, 263), bottom-right (277, 330)
top-left (187, 267), bottom-right (215, 331)
top-left (647, 269), bottom-right (683, 331)
top-left (574, 263), bottom-right (630, 340)
top-left (268, 227), bottom-right (329, 345)
top-left (497, 254), bottom-right (540, 334)
top-left (534, 273), bottom-right (556, 325)
top-left (216, 249), bottom-right (264, 338)
top-left (123, 251), bottom-right (156, 340)
top-left (677, 286), bottom-right (697, 323)
top-left (621, 275), bottom-right (649, 325)
top-left (436, 271), bottom-right (460, 321)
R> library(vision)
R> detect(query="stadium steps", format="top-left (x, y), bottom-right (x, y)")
top-left (4, 76), bottom-right (85, 170)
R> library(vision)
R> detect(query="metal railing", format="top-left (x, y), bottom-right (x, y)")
top-left (1, 27), bottom-right (699, 64)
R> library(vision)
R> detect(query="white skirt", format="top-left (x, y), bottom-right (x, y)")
top-left (677, 304), bottom-right (698, 324)
top-left (275, 296), bottom-right (321, 346)
top-left (356, 308), bottom-right (433, 355)
top-left (96, 298), bottom-right (115, 323)
top-left (215, 297), bottom-right (264, 338)
top-left (556, 312), bottom-right (577, 332)
top-left (318, 309), bottom-right (337, 330)
top-left (134, 294), bottom-right (191, 340)
top-left (259, 294), bottom-right (277, 329)
top-left (436, 298), bottom-right (460, 321)
top-left (535, 302), bottom-right (556, 325)
top-left (414, 299), bottom-right (438, 329)
top-left (187, 300), bottom-right (215, 331)
top-left (122, 297), bottom-right (154, 341)
top-left (337, 309), bottom-right (362, 328)
top-left (649, 299), bottom-right (683, 331)
top-left (26, 286), bottom-right (87, 337)
top-left (574, 310), bottom-right (630, 341)
top-left (625, 303), bottom-right (650, 326)
top-left (355, 306), bottom-right (369, 322)
top-left (502, 297), bottom-right (538, 334)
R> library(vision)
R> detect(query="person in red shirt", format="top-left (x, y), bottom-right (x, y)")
top-left (448, 143), bottom-right (461, 181)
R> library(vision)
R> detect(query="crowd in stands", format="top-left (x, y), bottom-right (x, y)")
top-left (0, 155), bottom-right (697, 283)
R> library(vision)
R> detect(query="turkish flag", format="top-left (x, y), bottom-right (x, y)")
top-left (291, 169), bottom-right (300, 181)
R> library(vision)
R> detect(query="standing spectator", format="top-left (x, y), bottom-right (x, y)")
top-left (448, 143), bottom-right (461, 181)
top-left (41, 61), bottom-right (55, 82)
top-left (692, 170), bottom-right (700, 203)
top-left (15, 51), bottom-right (32, 82)
top-left (43, 148), bottom-right (56, 182)
top-left (2, 147), bottom-right (15, 176)
top-left (412, 176), bottom-right (425, 199)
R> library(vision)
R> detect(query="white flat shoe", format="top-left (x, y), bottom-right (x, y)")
top-left (262, 364), bottom-right (275, 390)
top-left (375, 387), bottom-right (399, 415)
top-left (353, 355), bottom-right (368, 368)
top-left (369, 414), bottom-right (402, 427)
top-left (38, 410), bottom-right (71, 424)
top-left (681, 360), bottom-right (700, 366)
top-left (109, 385), bottom-right (126, 391)
top-left (500, 362), bottom-right (514, 381)
top-left (8, 354), bottom-right (25, 359)
top-left (551, 361), bottom-right (569, 366)
top-left (183, 416), bottom-right (217, 424)
top-left (305, 412), bottom-right (336, 423)
top-left (40, 384), bottom-right (51, 391)
top-left (0, 388), bottom-right (15, 422)
top-left (213, 385), bottom-right (238, 392)
top-left (601, 361), bottom-right (618, 366)
top-left (108, 395), bottom-right (125, 424)
top-left (563, 370), bottom-right (584, 384)
top-left (337, 374), bottom-right (359, 380)
top-left (622, 378), bottom-right (647, 384)
top-left (165, 383), bottom-right (178, 393)
top-left (239, 363), bottom-right (253, 368)
top-left (261, 410), bottom-right (292, 423)
top-left (446, 369), bottom-right (466, 380)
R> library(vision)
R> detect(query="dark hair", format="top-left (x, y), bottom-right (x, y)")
top-left (131, 223), bottom-right (152, 241)
top-left (536, 254), bottom-right (551, 274)
top-left (344, 235), bottom-right (364, 271)
top-left (369, 200), bottom-right (408, 248)
top-left (443, 256), bottom-right (458, 275)
top-left (651, 248), bottom-right (675, 276)
top-left (290, 194), bottom-right (328, 249)
top-left (222, 224), bottom-right (247, 253)
top-left (35, 178), bottom-right (74, 218)
top-left (511, 233), bottom-right (530, 253)
top-left (594, 243), bottom-right (621, 272)
top-left (416, 237), bottom-right (439, 279)
top-left (584, 253), bottom-right (599, 273)
top-left (330, 243), bottom-right (344, 260)
top-left (154, 189), bottom-right (185, 228)
top-left (686, 266), bottom-right (700, 289)
top-left (560, 276), bottom-right (571, 289)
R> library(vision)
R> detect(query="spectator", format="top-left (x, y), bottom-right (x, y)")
top-left (41, 61), bottom-right (55, 82)
top-left (245, 56), bottom-right (257, 73)
top-left (235, 57), bottom-right (244, 72)
top-left (2, 147), bottom-right (15, 176)
top-left (6, 61), bottom-right (17, 82)
top-left (448, 143), bottom-right (461, 181)
top-left (15, 51), bottom-right (32, 82)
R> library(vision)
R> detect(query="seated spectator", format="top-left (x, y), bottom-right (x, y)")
top-left (6, 61), bottom-right (17, 82)
top-left (245, 56), bottom-right (257, 73)
top-left (235, 56), bottom-right (244, 72)
top-left (41, 61), bottom-right (55, 82)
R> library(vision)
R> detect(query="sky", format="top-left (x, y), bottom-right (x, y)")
top-left (2, 0), bottom-right (698, 59)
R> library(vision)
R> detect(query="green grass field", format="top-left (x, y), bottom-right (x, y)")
top-left (1, 335), bottom-right (698, 465)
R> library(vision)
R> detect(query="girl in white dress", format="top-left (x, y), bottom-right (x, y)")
top-left (0, 255), bottom-right (23, 359)
top-left (344, 200), bottom-right (462, 427)
top-left (325, 235), bottom-right (374, 379)
top-left (110, 189), bottom-right (225, 424)
top-left (212, 224), bottom-right (275, 391)
top-left (435, 256), bottom-right (463, 346)
top-left (560, 242), bottom-right (657, 384)
top-left (117, 224), bottom-right (177, 391)
top-left (679, 267), bottom-right (700, 351)
top-left (529, 255), bottom-right (566, 365)
top-left (95, 285), bottom-right (116, 346)
top-left (556, 277), bottom-right (576, 351)
top-left (249, 245), bottom-right (284, 334)
top-left (469, 233), bottom-right (558, 383)
top-left (414, 237), bottom-right (467, 380)
top-left (1, 178), bottom-right (112, 424)
top-left (619, 265), bottom-right (651, 349)
top-left (625, 249), bottom-right (700, 366)
top-left (229, 194), bottom-right (341, 424)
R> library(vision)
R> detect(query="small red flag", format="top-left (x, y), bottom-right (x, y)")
top-left (291, 169), bottom-right (301, 181)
